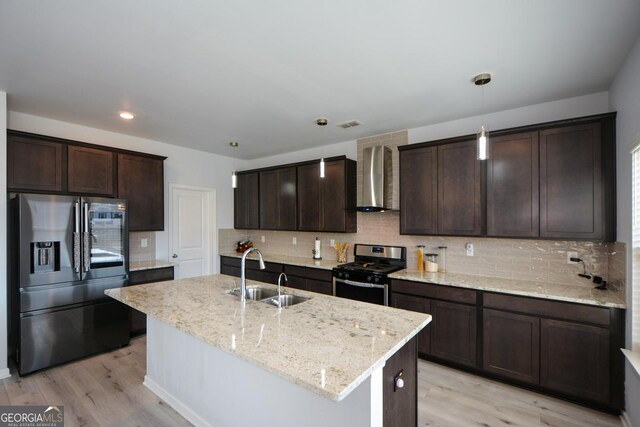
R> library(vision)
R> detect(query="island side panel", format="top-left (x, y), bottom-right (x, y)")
top-left (144, 316), bottom-right (383, 427)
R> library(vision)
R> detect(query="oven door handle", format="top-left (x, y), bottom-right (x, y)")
top-left (335, 278), bottom-right (386, 289)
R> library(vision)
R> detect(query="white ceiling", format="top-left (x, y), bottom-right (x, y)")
top-left (1, 1), bottom-right (639, 159)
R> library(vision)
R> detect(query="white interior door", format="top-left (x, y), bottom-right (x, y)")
top-left (170, 185), bottom-right (216, 279)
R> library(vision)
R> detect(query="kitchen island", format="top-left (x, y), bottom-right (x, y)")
top-left (105, 274), bottom-right (430, 427)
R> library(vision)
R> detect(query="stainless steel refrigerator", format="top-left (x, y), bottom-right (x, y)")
top-left (8, 193), bottom-right (130, 375)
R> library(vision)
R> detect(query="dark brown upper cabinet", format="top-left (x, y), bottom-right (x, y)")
top-left (400, 146), bottom-right (437, 235)
top-left (68, 145), bottom-right (115, 196)
top-left (487, 132), bottom-right (539, 237)
top-left (399, 140), bottom-right (481, 236)
top-left (117, 153), bottom-right (165, 231)
top-left (437, 139), bottom-right (482, 236)
top-left (8, 133), bottom-right (65, 192)
top-left (539, 122), bottom-right (605, 240)
top-left (297, 157), bottom-right (356, 233)
top-left (259, 166), bottom-right (297, 230)
top-left (234, 172), bottom-right (259, 229)
top-left (399, 112), bottom-right (616, 241)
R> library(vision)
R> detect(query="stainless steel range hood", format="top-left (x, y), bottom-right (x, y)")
top-left (358, 146), bottom-right (392, 212)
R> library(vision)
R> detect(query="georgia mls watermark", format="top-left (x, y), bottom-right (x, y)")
top-left (0, 406), bottom-right (64, 427)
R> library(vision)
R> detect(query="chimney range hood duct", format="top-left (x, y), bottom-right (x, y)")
top-left (358, 146), bottom-right (392, 212)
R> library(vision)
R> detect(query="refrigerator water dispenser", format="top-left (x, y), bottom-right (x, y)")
top-left (32, 241), bottom-right (59, 273)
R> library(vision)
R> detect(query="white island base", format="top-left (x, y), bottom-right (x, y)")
top-left (144, 317), bottom-right (384, 427)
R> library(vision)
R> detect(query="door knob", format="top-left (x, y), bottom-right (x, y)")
top-left (172, 254), bottom-right (178, 258)
top-left (393, 369), bottom-right (404, 391)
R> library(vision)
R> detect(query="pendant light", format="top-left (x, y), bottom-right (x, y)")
top-left (315, 117), bottom-right (328, 178)
top-left (473, 73), bottom-right (492, 160)
top-left (231, 171), bottom-right (237, 188)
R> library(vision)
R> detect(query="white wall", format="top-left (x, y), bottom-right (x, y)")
top-left (610, 34), bottom-right (640, 427)
top-left (247, 92), bottom-right (611, 171)
top-left (246, 139), bottom-right (357, 169)
top-left (0, 92), bottom-right (8, 378)
top-left (7, 112), bottom-right (248, 264)
top-left (408, 91), bottom-right (610, 144)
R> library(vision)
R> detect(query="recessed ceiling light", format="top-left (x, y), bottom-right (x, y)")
top-left (119, 111), bottom-right (135, 120)
top-left (229, 141), bottom-right (239, 147)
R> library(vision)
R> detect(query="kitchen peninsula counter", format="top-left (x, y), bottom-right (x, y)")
top-left (106, 274), bottom-right (430, 427)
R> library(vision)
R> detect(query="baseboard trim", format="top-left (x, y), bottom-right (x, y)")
top-left (0, 367), bottom-right (10, 380)
top-left (144, 375), bottom-right (214, 427)
top-left (620, 411), bottom-right (633, 427)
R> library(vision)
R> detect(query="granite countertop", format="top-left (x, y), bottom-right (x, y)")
top-left (105, 274), bottom-right (430, 401)
top-left (389, 270), bottom-right (626, 309)
top-left (130, 260), bottom-right (176, 272)
top-left (220, 251), bottom-right (342, 271)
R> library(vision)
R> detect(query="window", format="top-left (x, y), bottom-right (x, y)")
top-left (632, 147), bottom-right (640, 351)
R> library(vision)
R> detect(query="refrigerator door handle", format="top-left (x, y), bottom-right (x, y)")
top-left (73, 201), bottom-right (81, 273)
top-left (83, 202), bottom-right (90, 272)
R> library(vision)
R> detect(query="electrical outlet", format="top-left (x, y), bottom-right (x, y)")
top-left (330, 239), bottom-right (335, 246)
top-left (466, 242), bottom-right (474, 257)
top-left (261, 236), bottom-right (265, 243)
top-left (292, 237), bottom-right (297, 245)
top-left (567, 251), bottom-right (578, 264)
top-left (141, 238), bottom-right (148, 248)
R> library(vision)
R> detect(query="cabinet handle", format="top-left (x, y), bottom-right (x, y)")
top-left (172, 254), bottom-right (178, 258)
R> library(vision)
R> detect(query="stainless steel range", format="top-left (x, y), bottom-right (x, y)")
top-left (332, 244), bottom-right (406, 306)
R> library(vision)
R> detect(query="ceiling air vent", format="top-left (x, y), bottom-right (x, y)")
top-left (337, 120), bottom-right (362, 129)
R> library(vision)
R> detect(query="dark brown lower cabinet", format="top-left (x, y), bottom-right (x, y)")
top-left (391, 293), bottom-right (431, 355)
top-left (540, 319), bottom-right (610, 403)
top-left (282, 265), bottom-right (332, 295)
top-left (128, 267), bottom-right (174, 336)
top-left (430, 300), bottom-right (477, 368)
top-left (391, 279), bottom-right (624, 412)
top-left (383, 336), bottom-right (417, 427)
top-left (483, 309), bottom-right (540, 383)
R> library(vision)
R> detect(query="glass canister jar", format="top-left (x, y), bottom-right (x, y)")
top-left (425, 253), bottom-right (438, 272)
top-left (438, 246), bottom-right (447, 273)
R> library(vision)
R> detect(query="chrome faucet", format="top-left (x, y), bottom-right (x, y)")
top-left (277, 272), bottom-right (288, 300)
top-left (240, 247), bottom-right (266, 303)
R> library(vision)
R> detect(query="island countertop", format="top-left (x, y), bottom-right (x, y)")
top-left (105, 274), bottom-right (430, 401)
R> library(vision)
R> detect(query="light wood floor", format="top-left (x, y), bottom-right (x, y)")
top-left (0, 336), bottom-right (623, 427)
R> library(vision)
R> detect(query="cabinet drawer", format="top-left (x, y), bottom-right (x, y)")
top-left (307, 279), bottom-right (332, 295)
top-left (284, 265), bottom-right (332, 282)
top-left (221, 257), bottom-right (282, 274)
top-left (391, 279), bottom-right (477, 305)
top-left (221, 256), bottom-right (241, 268)
top-left (129, 267), bottom-right (174, 285)
top-left (483, 292), bottom-right (610, 327)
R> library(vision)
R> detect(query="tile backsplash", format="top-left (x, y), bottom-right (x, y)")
top-left (219, 211), bottom-right (625, 289)
top-left (129, 231), bottom-right (156, 263)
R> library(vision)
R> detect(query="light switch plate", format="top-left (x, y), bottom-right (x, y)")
top-left (261, 236), bottom-right (265, 243)
top-left (141, 238), bottom-right (148, 248)
top-left (292, 237), bottom-right (297, 245)
top-left (567, 251), bottom-right (578, 264)
top-left (330, 239), bottom-right (335, 246)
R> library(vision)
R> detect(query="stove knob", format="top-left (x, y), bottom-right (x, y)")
top-left (337, 272), bottom-right (343, 279)
top-left (345, 273), bottom-right (350, 279)
top-left (374, 277), bottom-right (380, 283)
top-left (367, 276), bottom-right (372, 282)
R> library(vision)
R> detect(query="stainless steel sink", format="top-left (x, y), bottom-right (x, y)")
top-left (228, 286), bottom-right (278, 301)
top-left (261, 294), bottom-right (310, 308)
